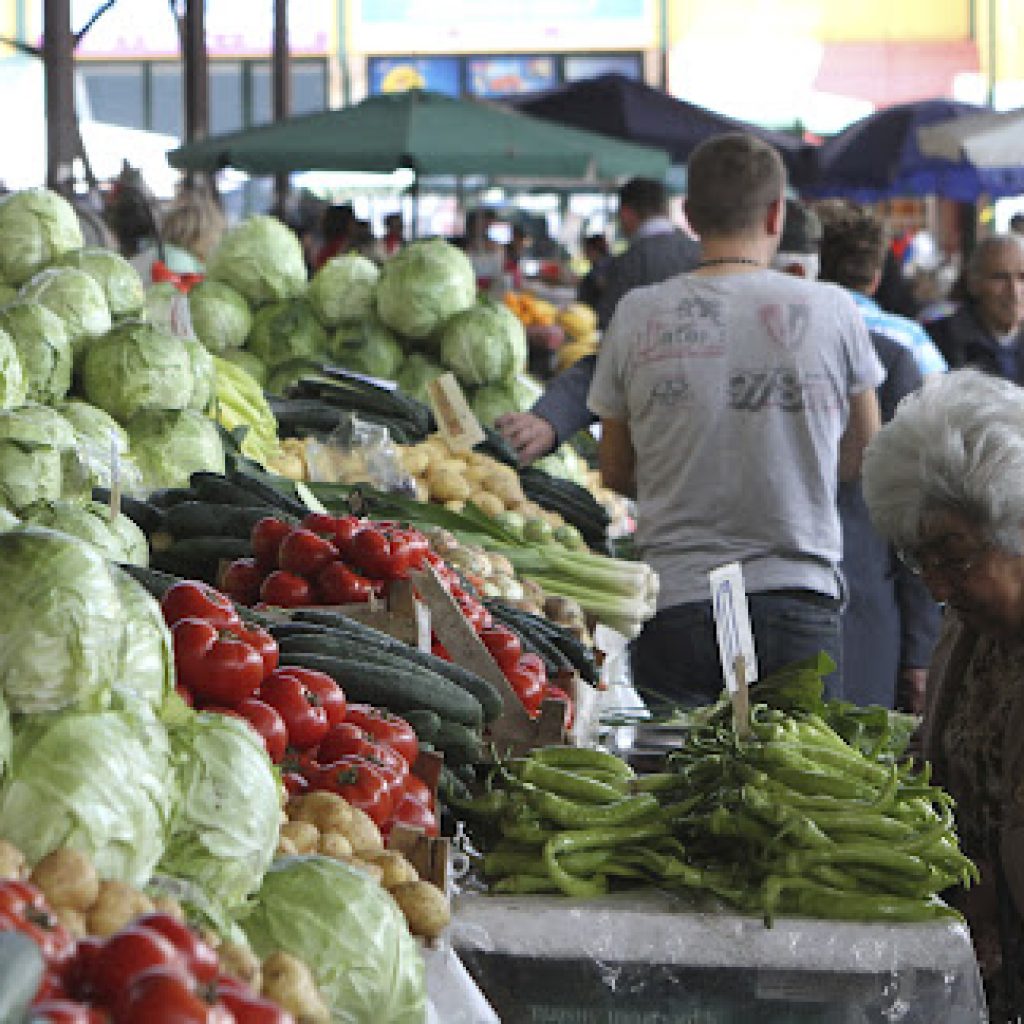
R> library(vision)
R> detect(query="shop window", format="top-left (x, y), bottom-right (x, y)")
top-left (210, 62), bottom-right (243, 134)
top-left (150, 62), bottom-right (183, 137)
top-left (81, 65), bottom-right (145, 130)
top-left (563, 54), bottom-right (642, 82)
top-left (251, 60), bottom-right (328, 125)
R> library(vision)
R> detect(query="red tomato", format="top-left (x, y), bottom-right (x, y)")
top-left (479, 625), bottom-right (523, 673)
top-left (32, 970), bottom-right (69, 1003)
top-left (456, 595), bottom-right (490, 632)
top-left (231, 624), bottom-right (279, 677)
top-left (63, 937), bottom-right (103, 1001)
top-left (218, 988), bottom-right (295, 1024)
top-left (362, 738), bottom-right (409, 792)
top-left (27, 1002), bottom-right (104, 1024)
top-left (161, 580), bottom-right (241, 631)
top-left (346, 526), bottom-right (412, 581)
top-left (402, 771), bottom-right (434, 811)
top-left (133, 913), bottom-right (218, 986)
top-left (390, 793), bottom-right (439, 837)
top-left (175, 684), bottom-right (194, 708)
top-left (250, 517), bottom-right (292, 571)
top-left (89, 925), bottom-right (184, 1007)
top-left (219, 698), bottom-right (288, 763)
top-left (330, 515), bottom-right (368, 559)
top-left (345, 705), bottom-right (419, 765)
top-left (114, 967), bottom-right (209, 1024)
top-left (517, 652), bottom-right (549, 686)
top-left (0, 880), bottom-right (74, 964)
top-left (300, 512), bottom-right (342, 536)
top-left (398, 528), bottom-right (429, 572)
top-left (280, 667), bottom-right (346, 727)
top-left (543, 684), bottom-right (575, 730)
top-left (282, 771), bottom-right (309, 797)
top-left (219, 558), bottom-right (265, 607)
top-left (278, 529), bottom-right (339, 579)
top-left (172, 619), bottom-right (265, 708)
top-left (314, 562), bottom-right (374, 605)
top-left (259, 571), bottom-right (312, 608)
top-left (314, 722), bottom-right (374, 764)
top-left (313, 755), bottom-right (394, 827)
top-left (258, 670), bottom-right (330, 750)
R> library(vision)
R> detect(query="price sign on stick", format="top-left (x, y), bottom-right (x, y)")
top-left (426, 372), bottom-right (485, 452)
top-left (108, 429), bottom-right (122, 520)
top-left (709, 562), bottom-right (757, 738)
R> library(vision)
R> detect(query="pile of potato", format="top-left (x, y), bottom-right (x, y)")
top-left (280, 790), bottom-right (451, 942)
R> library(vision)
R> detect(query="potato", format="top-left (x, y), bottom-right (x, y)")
top-left (487, 473), bottom-right (526, 505)
top-left (342, 805), bottom-right (383, 854)
top-left (289, 791), bottom-right (353, 834)
top-left (428, 467), bottom-right (470, 503)
top-left (389, 880), bottom-right (452, 940)
top-left (413, 477), bottom-right (430, 503)
top-left (31, 848), bottom-right (99, 913)
top-left (463, 462), bottom-right (491, 484)
top-left (470, 491), bottom-right (505, 517)
top-left (0, 840), bottom-right (26, 880)
top-left (220, 941), bottom-right (262, 989)
top-left (364, 850), bottom-right (418, 891)
top-left (276, 835), bottom-right (299, 858)
top-left (87, 881), bottom-right (154, 938)
top-left (150, 894), bottom-right (185, 922)
top-left (280, 820), bottom-right (320, 855)
top-left (443, 498), bottom-right (466, 513)
top-left (339, 856), bottom-right (385, 885)
top-left (53, 906), bottom-right (87, 940)
top-left (261, 951), bottom-right (331, 1024)
top-left (318, 831), bottom-right (353, 859)
top-left (400, 446), bottom-right (430, 476)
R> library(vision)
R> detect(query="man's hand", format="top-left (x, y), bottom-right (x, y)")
top-left (495, 412), bottom-right (557, 465)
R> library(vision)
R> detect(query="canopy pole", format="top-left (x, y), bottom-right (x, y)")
top-left (43, 0), bottom-right (77, 197)
top-left (272, 0), bottom-right (291, 218)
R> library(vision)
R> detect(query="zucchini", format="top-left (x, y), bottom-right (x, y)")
top-left (190, 473), bottom-right (277, 510)
top-left (145, 486), bottom-right (202, 509)
top-left (161, 502), bottom-right (291, 541)
top-left (437, 765), bottom-right (473, 803)
top-left (434, 719), bottom-right (483, 766)
top-left (487, 600), bottom-right (598, 684)
top-left (91, 489), bottom-right (166, 535)
top-left (278, 652), bottom-right (483, 726)
top-left (399, 709), bottom-right (443, 745)
top-left (225, 469), bottom-right (308, 517)
top-left (151, 536), bottom-right (251, 584)
top-left (474, 426), bottom-right (520, 468)
top-left (116, 563), bottom-right (185, 601)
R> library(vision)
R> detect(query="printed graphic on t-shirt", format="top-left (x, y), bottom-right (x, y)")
top-left (759, 303), bottom-right (811, 351)
top-left (729, 367), bottom-right (839, 413)
top-left (650, 377), bottom-right (690, 406)
top-left (636, 304), bottom-right (727, 365)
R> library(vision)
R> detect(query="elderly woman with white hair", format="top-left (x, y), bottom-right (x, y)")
top-left (862, 367), bottom-right (1024, 1021)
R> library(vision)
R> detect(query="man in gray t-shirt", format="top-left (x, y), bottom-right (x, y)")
top-left (588, 133), bottom-right (883, 706)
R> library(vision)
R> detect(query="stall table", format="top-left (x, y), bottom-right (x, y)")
top-left (451, 890), bottom-right (986, 1023)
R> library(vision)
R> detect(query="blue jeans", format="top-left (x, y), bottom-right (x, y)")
top-left (630, 591), bottom-right (843, 711)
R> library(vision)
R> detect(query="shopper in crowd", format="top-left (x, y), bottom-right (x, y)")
top-left (380, 212), bottom-right (405, 257)
top-left (1010, 212), bottom-right (1024, 236)
top-left (576, 233), bottom-right (611, 313)
top-left (588, 133), bottom-right (882, 706)
top-left (313, 203), bottom-right (355, 270)
top-left (925, 233), bottom-right (1024, 384)
top-left (815, 202), bottom-right (941, 713)
top-left (129, 186), bottom-right (226, 285)
top-left (861, 369), bottom-right (1024, 1021)
top-left (813, 200), bottom-right (946, 377)
top-left (496, 177), bottom-right (699, 465)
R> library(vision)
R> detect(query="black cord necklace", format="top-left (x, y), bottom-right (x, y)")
top-left (694, 256), bottom-right (764, 269)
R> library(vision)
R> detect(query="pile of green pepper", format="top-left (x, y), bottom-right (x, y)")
top-left (456, 703), bottom-right (977, 925)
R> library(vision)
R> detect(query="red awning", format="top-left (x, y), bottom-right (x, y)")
top-left (814, 40), bottom-right (980, 107)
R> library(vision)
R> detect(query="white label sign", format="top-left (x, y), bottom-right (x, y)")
top-left (426, 372), bottom-right (486, 452)
top-left (709, 561), bottom-right (758, 694)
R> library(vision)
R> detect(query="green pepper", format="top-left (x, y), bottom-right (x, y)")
top-left (491, 873), bottom-right (563, 895)
top-left (542, 838), bottom-right (609, 898)
top-left (499, 819), bottom-right (553, 845)
top-left (448, 790), bottom-right (509, 820)
top-left (516, 759), bottom-right (625, 804)
top-left (530, 746), bottom-right (635, 780)
top-left (784, 844), bottom-right (930, 879)
top-left (525, 788), bottom-right (660, 829)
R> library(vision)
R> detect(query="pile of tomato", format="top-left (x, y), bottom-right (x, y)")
top-left (12, 884), bottom-right (290, 1023)
top-left (220, 514), bottom-right (433, 609)
top-left (160, 579), bottom-right (437, 840)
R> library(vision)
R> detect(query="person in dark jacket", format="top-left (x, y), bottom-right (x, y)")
top-left (496, 177), bottom-right (699, 464)
top-left (926, 233), bottom-right (1024, 384)
top-left (815, 204), bottom-right (942, 712)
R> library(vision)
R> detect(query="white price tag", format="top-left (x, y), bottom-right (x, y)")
top-left (426, 372), bottom-right (486, 452)
top-left (709, 561), bottom-right (758, 693)
top-left (108, 429), bottom-right (122, 520)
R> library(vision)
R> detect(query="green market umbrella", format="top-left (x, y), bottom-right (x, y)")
top-left (167, 89), bottom-right (670, 184)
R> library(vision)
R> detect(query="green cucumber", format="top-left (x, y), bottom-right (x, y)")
top-left (161, 502), bottom-right (292, 541)
top-left (399, 709), bottom-right (443, 745)
top-left (116, 563), bottom-right (185, 601)
top-left (150, 536), bottom-right (251, 584)
top-left (278, 652), bottom-right (483, 726)
top-left (434, 719), bottom-right (483, 766)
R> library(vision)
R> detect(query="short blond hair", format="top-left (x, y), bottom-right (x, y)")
top-left (160, 190), bottom-right (226, 263)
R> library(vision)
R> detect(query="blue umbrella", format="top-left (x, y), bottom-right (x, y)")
top-left (801, 98), bottom-right (1024, 200)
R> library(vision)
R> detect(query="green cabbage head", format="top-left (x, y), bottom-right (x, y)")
top-left (161, 713), bottom-right (281, 908)
top-left (0, 325), bottom-right (25, 410)
top-left (0, 300), bottom-right (72, 403)
top-left (110, 567), bottom-right (172, 712)
top-left (54, 399), bottom-right (142, 496)
top-left (126, 408), bottom-right (225, 490)
top-left (82, 319), bottom-right (194, 424)
top-left (0, 708), bottom-right (172, 885)
top-left (308, 253), bottom-right (380, 328)
top-left (181, 334), bottom-right (216, 412)
top-left (0, 403), bottom-right (77, 511)
top-left (19, 498), bottom-right (148, 566)
top-left (0, 525), bottom-right (129, 712)
top-left (375, 238), bottom-right (475, 339)
top-left (206, 215), bottom-right (307, 307)
top-left (395, 352), bottom-right (445, 405)
top-left (55, 247), bottom-right (145, 319)
top-left (0, 188), bottom-right (83, 286)
top-left (20, 266), bottom-right (112, 357)
top-left (247, 299), bottom-right (327, 368)
top-left (187, 280), bottom-right (252, 353)
top-left (470, 373), bottom-right (544, 425)
top-left (241, 855), bottom-right (427, 1024)
top-left (328, 313), bottom-right (404, 380)
top-left (439, 296), bottom-right (527, 387)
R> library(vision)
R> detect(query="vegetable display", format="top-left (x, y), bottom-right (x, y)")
top-left (0, 187), bottom-right (83, 287)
